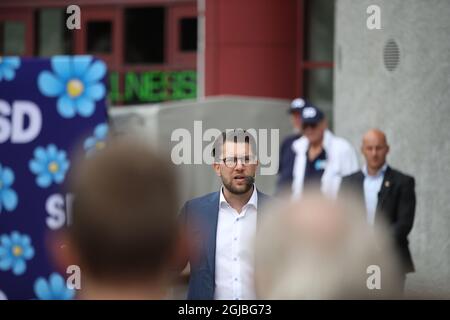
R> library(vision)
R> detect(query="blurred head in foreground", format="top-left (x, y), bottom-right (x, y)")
top-left (54, 138), bottom-right (179, 299)
top-left (255, 192), bottom-right (403, 299)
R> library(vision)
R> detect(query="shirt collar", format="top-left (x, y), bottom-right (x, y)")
top-left (220, 184), bottom-right (258, 209)
top-left (362, 163), bottom-right (388, 178)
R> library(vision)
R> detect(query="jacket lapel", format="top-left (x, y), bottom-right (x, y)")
top-left (256, 190), bottom-right (270, 227)
top-left (376, 166), bottom-right (393, 214)
top-left (257, 191), bottom-right (269, 207)
top-left (205, 191), bottom-right (220, 280)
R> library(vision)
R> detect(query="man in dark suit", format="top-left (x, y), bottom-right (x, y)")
top-left (340, 129), bottom-right (416, 291)
top-left (179, 129), bottom-right (270, 300)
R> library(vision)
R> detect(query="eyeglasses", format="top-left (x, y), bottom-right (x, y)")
top-left (222, 155), bottom-right (257, 168)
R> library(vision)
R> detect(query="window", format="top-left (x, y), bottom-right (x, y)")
top-left (305, 0), bottom-right (334, 62)
top-left (124, 7), bottom-right (165, 64)
top-left (303, 0), bottom-right (335, 126)
top-left (35, 9), bottom-right (73, 57)
top-left (304, 68), bottom-right (333, 120)
top-left (179, 17), bottom-right (197, 52)
top-left (0, 21), bottom-right (25, 55)
top-left (87, 21), bottom-right (112, 53)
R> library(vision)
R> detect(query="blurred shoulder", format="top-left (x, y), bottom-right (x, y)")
top-left (342, 170), bottom-right (363, 180)
top-left (184, 191), bottom-right (219, 208)
top-left (332, 134), bottom-right (356, 154)
top-left (388, 167), bottom-right (415, 185)
top-left (281, 134), bottom-right (301, 148)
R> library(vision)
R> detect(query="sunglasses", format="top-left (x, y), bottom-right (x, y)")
top-left (302, 123), bottom-right (319, 130)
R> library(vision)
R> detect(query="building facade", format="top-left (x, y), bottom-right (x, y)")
top-left (0, 0), bottom-right (335, 118)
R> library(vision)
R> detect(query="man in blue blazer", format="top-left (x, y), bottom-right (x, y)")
top-left (179, 129), bottom-right (270, 300)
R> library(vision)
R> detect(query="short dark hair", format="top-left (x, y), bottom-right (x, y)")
top-left (69, 139), bottom-right (178, 281)
top-left (212, 129), bottom-right (257, 161)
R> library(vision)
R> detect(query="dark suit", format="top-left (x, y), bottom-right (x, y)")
top-left (340, 166), bottom-right (416, 275)
top-left (179, 189), bottom-right (270, 300)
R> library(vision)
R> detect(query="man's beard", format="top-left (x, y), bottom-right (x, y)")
top-left (223, 176), bottom-right (254, 195)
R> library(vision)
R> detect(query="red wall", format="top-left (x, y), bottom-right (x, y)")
top-left (205, 0), bottom-right (300, 99)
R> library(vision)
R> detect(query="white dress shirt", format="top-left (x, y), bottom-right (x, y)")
top-left (214, 185), bottom-right (258, 300)
top-left (362, 163), bottom-right (388, 225)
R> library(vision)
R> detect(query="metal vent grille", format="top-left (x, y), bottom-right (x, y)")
top-left (383, 39), bottom-right (400, 72)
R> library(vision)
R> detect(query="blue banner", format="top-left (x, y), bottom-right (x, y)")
top-left (0, 56), bottom-right (108, 300)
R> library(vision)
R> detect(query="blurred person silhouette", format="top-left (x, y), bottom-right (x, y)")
top-left (255, 192), bottom-right (403, 299)
top-left (276, 98), bottom-right (305, 194)
top-left (178, 129), bottom-right (270, 300)
top-left (340, 129), bottom-right (416, 292)
top-left (291, 104), bottom-right (359, 198)
top-left (51, 138), bottom-right (180, 299)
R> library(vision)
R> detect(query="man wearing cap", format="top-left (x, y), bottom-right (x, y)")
top-left (340, 129), bottom-right (416, 291)
top-left (276, 98), bottom-right (305, 194)
top-left (291, 104), bottom-right (359, 198)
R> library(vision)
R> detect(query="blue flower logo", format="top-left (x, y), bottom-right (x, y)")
top-left (0, 56), bottom-right (20, 81)
top-left (0, 231), bottom-right (35, 276)
top-left (29, 144), bottom-right (70, 188)
top-left (0, 164), bottom-right (18, 213)
top-left (34, 272), bottom-right (75, 300)
top-left (37, 56), bottom-right (106, 118)
top-left (84, 123), bottom-right (108, 155)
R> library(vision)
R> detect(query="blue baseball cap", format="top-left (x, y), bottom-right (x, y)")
top-left (301, 105), bottom-right (324, 124)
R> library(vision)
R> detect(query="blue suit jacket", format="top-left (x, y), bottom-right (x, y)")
top-left (179, 189), bottom-right (270, 300)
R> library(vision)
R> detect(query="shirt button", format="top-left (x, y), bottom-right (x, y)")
top-left (233, 257), bottom-right (237, 261)
top-left (234, 278), bottom-right (238, 281)
top-left (234, 237), bottom-right (237, 241)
